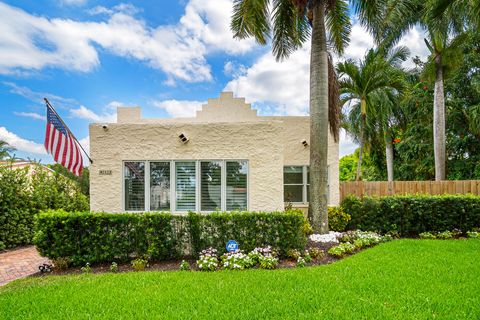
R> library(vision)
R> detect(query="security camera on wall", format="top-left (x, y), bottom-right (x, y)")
top-left (179, 133), bottom-right (189, 143)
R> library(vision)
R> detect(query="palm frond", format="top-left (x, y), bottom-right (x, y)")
top-left (231, 0), bottom-right (271, 45)
top-left (325, 0), bottom-right (351, 55)
top-left (271, 0), bottom-right (310, 60)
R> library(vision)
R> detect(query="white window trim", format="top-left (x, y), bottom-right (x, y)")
top-left (123, 160), bottom-right (248, 213)
top-left (283, 165), bottom-right (329, 205)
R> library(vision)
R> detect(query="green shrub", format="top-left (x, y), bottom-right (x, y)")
top-left (188, 210), bottom-right (307, 257)
top-left (0, 163), bottom-right (88, 249)
top-left (467, 231), bottom-right (479, 238)
top-left (342, 195), bottom-right (480, 236)
top-left (419, 232), bottom-right (437, 239)
top-left (110, 262), bottom-right (119, 273)
top-left (296, 257), bottom-right (306, 268)
top-left (131, 259), bottom-right (148, 271)
top-left (179, 260), bottom-right (190, 271)
top-left (328, 206), bottom-right (351, 231)
top-left (34, 210), bottom-right (307, 266)
top-left (286, 249), bottom-right (302, 260)
top-left (52, 257), bottom-right (71, 270)
top-left (308, 247), bottom-right (324, 260)
top-left (258, 255), bottom-right (278, 269)
top-left (80, 263), bottom-right (92, 273)
top-left (437, 231), bottom-right (454, 240)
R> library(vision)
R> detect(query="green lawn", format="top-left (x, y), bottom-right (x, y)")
top-left (1, 240), bottom-right (479, 319)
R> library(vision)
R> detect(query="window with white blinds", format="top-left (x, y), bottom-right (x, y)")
top-left (175, 161), bottom-right (196, 211)
top-left (226, 161), bottom-right (248, 211)
top-left (284, 165), bottom-right (328, 204)
top-left (124, 160), bottom-right (248, 212)
top-left (150, 162), bottom-right (170, 211)
top-left (284, 166), bottom-right (303, 203)
top-left (124, 161), bottom-right (145, 211)
top-left (201, 161), bottom-right (222, 211)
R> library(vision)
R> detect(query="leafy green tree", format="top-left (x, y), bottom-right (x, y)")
top-left (48, 163), bottom-right (90, 196)
top-left (338, 47), bottom-right (407, 181)
top-left (372, 0), bottom-right (468, 180)
top-left (339, 149), bottom-right (382, 181)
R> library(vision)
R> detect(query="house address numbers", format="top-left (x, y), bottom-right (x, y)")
top-left (99, 170), bottom-right (112, 175)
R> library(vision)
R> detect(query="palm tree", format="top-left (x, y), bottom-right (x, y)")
top-left (371, 0), bottom-right (468, 180)
top-left (338, 47), bottom-right (408, 181)
top-left (231, 0), bottom-right (351, 233)
top-left (0, 140), bottom-right (15, 160)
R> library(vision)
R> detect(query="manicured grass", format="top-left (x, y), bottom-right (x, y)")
top-left (1, 240), bottom-right (479, 319)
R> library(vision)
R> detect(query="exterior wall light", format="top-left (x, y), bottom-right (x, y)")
top-left (179, 133), bottom-right (189, 143)
top-left (301, 139), bottom-right (308, 147)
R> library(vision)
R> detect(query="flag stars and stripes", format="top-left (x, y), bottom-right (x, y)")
top-left (44, 103), bottom-right (83, 176)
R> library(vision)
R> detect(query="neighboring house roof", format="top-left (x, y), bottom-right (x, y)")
top-left (0, 159), bottom-right (55, 175)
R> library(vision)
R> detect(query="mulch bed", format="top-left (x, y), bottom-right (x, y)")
top-left (32, 241), bottom-right (340, 277)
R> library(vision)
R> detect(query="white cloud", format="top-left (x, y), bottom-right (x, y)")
top-left (224, 61), bottom-right (247, 77)
top-left (339, 129), bottom-right (358, 157)
top-left (70, 106), bottom-right (116, 123)
top-left (225, 44), bottom-right (311, 116)
top-left (152, 100), bottom-right (205, 118)
top-left (0, 1), bottom-right (254, 83)
top-left (60, 0), bottom-right (87, 6)
top-left (3, 82), bottom-right (77, 107)
top-left (14, 111), bottom-right (46, 121)
top-left (342, 24), bottom-right (375, 61)
top-left (0, 127), bottom-right (47, 155)
top-left (77, 136), bottom-right (91, 164)
top-left (397, 26), bottom-right (430, 69)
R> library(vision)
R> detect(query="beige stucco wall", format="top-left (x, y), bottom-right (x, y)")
top-left (90, 121), bottom-right (284, 212)
top-left (267, 116), bottom-right (340, 206)
top-left (90, 91), bottom-right (340, 213)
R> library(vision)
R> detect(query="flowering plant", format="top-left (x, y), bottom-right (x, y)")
top-left (221, 250), bottom-right (252, 270)
top-left (197, 247), bottom-right (219, 271)
top-left (296, 257), bottom-right (306, 268)
top-left (258, 255), bottom-right (279, 269)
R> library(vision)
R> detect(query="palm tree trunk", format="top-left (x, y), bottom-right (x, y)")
top-left (385, 130), bottom-right (394, 182)
top-left (356, 98), bottom-right (367, 181)
top-left (308, 2), bottom-right (329, 234)
top-left (433, 54), bottom-right (446, 180)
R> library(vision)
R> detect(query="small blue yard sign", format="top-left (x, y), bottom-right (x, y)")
top-left (226, 240), bottom-right (239, 252)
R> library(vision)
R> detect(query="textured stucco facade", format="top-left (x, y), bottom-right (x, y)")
top-left (89, 92), bottom-right (339, 213)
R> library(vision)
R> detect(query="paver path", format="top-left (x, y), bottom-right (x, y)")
top-left (0, 246), bottom-right (50, 286)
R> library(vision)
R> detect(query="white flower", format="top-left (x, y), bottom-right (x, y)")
top-left (309, 231), bottom-right (342, 243)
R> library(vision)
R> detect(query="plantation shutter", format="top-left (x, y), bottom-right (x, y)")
top-left (176, 161), bottom-right (196, 211)
top-left (150, 162), bottom-right (170, 211)
top-left (226, 161), bottom-right (247, 210)
top-left (201, 161), bottom-right (222, 211)
top-left (124, 161), bottom-right (145, 211)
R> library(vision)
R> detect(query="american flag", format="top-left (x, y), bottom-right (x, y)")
top-left (44, 104), bottom-right (83, 176)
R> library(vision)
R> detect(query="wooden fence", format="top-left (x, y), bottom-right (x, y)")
top-left (340, 180), bottom-right (480, 201)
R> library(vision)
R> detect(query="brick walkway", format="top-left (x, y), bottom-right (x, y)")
top-left (0, 246), bottom-right (51, 286)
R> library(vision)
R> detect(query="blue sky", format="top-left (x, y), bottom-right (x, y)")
top-left (0, 0), bottom-right (428, 164)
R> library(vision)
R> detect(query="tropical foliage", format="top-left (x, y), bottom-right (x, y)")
top-left (340, 32), bottom-right (480, 181)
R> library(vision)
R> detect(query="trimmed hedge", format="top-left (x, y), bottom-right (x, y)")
top-left (342, 195), bottom-right (480, 235)
top-left (34, 210), bottom-right (307, 266)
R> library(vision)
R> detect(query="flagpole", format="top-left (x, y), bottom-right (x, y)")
top-left (44, 98), bottom-right (93, 164)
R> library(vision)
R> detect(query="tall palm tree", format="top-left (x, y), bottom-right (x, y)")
top-left (338, 47), bottom-right (408, 181)
top-left (231, 0), bottom-right (379, 233)
top-left (371, 0), bottom-right (467, 180)
top-left (0, 140), bottom-right (15, 160)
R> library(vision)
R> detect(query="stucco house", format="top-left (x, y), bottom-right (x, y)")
top-left (89, 92), bottom-right (339, 213)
